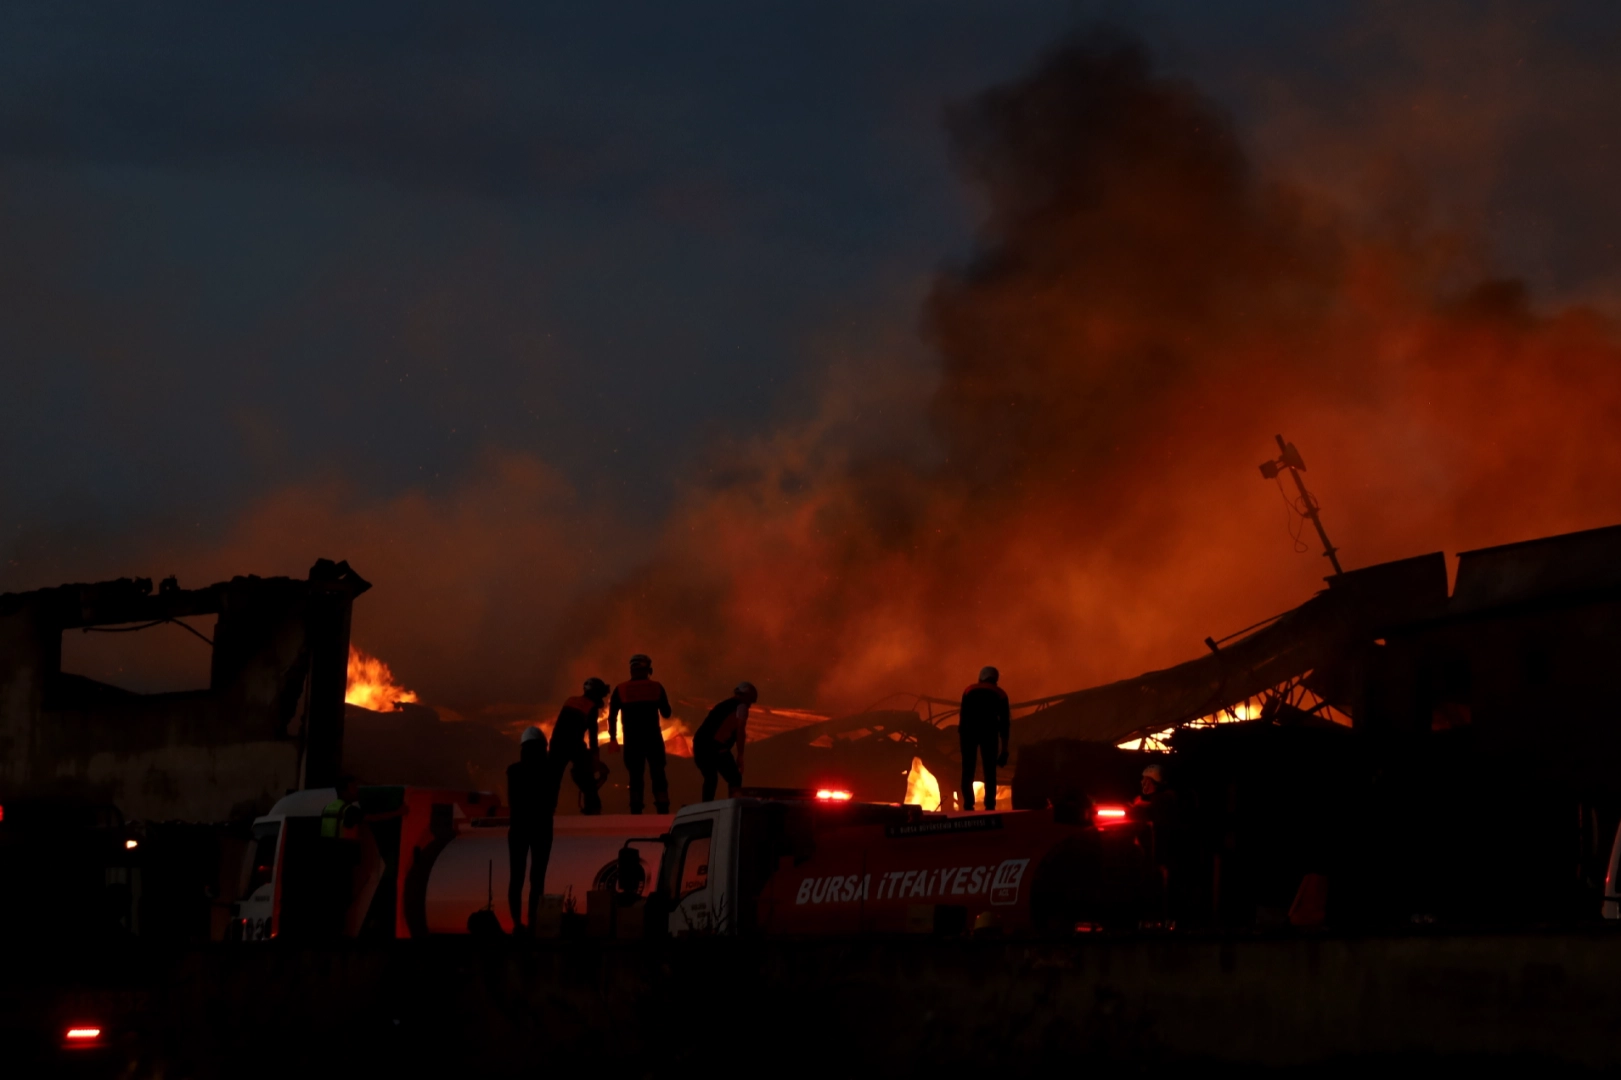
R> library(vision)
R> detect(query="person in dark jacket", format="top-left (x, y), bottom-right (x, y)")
top-left (693, 681), bottom-right (757, 801)
top-left (1133, 762), bottom-right (1184, 920)
top-left (958, 666), bottom-right (1011, 810)
top-left (550, 677), bottom-right (609, 815)
top-left (506, 726), bottom-right (555, 932)
top-left (607, 654), bottom-right (674, 814)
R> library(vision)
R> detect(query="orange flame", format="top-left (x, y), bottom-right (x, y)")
top-left (345, 645), bottom-right (419, 712)
top-left (660, 718), bottom-right (693, 757)
top-left (903, 756), bottom-right (941, 811)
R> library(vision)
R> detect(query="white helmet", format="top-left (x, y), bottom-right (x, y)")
top-left (521, 725), bottom-right (544, 744)
top-left (979, 666), bottom-right (999, 684)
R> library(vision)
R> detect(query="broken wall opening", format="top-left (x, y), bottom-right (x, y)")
top-left (59, 616), bottom-right (219, 695)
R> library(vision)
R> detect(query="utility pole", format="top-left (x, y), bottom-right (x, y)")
top-left (1259, 434), bottom-right (1343, 576)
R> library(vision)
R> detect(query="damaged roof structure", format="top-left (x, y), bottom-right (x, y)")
top-left (1012, 521), bottom-right (1621, 761)
top-left (779, 521), bottom-right (1621, 810)
top-left (0, 559), bottom-right (369, 823)
top-left (1010, 551), bottom-right (1448, 748)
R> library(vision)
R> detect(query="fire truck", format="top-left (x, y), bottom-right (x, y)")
top-left (236, 783), bottom-right (1158, 939)
top-left (402, 788), bottom-right (1159, 937)
top-left (648, 791), bottom-right (1158, 935)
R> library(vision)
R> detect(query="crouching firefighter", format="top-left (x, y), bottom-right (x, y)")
top-left (959, 666), bottom-right (1011, 810)
top-left (694, 681), bottom-right (757, 801)
top-left (608, 654), bottom-right (674, 814)
top-left (550, 677), bottom-right (609, 815)
top-left (506, 725), bottom-right (555, 932)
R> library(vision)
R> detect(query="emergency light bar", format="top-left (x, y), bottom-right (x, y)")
top-left (815, 789), bottom-right (853, 802)
top-left (1093, 805), bottom-right (1129, 825)
top-left (64, 1027), bottom-right (103, 1047)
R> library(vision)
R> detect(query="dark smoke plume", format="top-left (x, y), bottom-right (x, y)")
top-left (555, 30), bottom-right (1621, 711)
top-left (64, 29), bottom-right (1621, 745)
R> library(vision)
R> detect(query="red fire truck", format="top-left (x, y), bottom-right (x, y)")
top-left (402, 788), bottom-right (1159, 937)
top-left (237, 785), bottom-right (1157, 939)
top-left (652, 791), bottom-right (1159, 935)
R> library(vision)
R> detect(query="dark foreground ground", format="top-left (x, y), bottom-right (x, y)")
top-left (6, 930), bottom-right (1621, 1078)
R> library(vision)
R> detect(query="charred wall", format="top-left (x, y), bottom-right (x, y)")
top-left (0, 559), bottom-right (368, 823)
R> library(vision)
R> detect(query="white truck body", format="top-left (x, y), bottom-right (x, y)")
top-left (234, 786), bottom-right (669, 938)
top-left (424, 814), bottom-right (670, 933)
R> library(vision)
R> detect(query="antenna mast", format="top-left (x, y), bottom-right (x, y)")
top-left (1259, 434), bottom-right (1343, 576)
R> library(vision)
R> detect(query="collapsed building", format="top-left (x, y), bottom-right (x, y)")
top-left (1011, 522), bottom-right (1621, 753)
top-left (749, 521), bottom-right (1621, 926)
top-left (0, 559), bottom-right (370, 823)
top-left (1006, 521), bottom-right (1621, 927)
top-left (0, 559), bottom-right (369, 941)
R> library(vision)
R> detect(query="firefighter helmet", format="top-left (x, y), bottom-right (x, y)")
top-left (734, 680), bottom-right (758, 702)
top-left (979, 665), bottom-right (999, 684)
top-left (583, 677), bottom-right (610, 699)
top-left (521, 725), bottom-right (544, 744)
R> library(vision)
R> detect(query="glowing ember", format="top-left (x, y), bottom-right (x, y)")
top-left (903, 756), bottom-right (941, 811)
top-left (345, 645), bottom-right (420, 712)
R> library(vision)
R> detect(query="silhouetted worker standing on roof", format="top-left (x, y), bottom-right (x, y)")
top-left (506, 725), bottom-right (554, 933)
top-left (550, 677), bottom-right (609, 815)
top-left (959, 666), bottom-right (1011, 810)
top-left (608, 654), bottom-right (674, 815)
top-left (694, 681), bottom-right (757, 801)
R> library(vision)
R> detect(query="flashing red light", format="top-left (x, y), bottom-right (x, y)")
top-left (65, 1027), bottom-right (102, 1041)
top-left (1094, 805), bottom-right (1129, 824)
top-left (814, 789), bottom-right (853, 802)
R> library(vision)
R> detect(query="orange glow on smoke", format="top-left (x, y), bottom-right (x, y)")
top-left (149, 39), bottom-right (1621, 726)
top-left (345, 645), bottom-right (420, 712)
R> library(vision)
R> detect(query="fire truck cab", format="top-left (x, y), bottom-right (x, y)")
top-left (652, 793), bottom-right (1160, 937)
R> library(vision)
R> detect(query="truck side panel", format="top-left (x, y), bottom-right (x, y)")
top-left (759, 813), bottom-right (1070, 934)
top-left (420, 815), bottom-right (673, 934)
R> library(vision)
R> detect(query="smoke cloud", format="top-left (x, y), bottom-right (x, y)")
top-left (30, 28), bottom-right (1621, 731)
top-left (554, 29), bottom-right (1621, 710)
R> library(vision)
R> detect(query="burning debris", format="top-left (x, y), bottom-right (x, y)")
top-left (344, 645), bottom-right (419, 712)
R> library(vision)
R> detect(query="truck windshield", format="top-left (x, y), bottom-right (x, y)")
top-left (244, 821), bottom-right (280, 897)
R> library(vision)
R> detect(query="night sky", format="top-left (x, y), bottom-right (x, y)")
top-left (6, 2), bottom-right (1621, 717)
